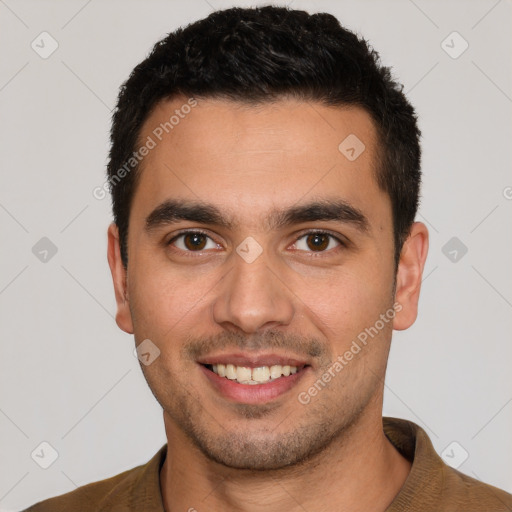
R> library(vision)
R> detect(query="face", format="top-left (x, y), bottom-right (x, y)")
top-left (108, 97), bottom-right (427, 470)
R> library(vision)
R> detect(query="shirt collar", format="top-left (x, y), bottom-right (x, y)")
top-left (134, 417), bottom-right (443, 511)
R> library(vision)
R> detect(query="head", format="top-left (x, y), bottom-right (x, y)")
top-left (107, 6), bottom-right (428, 470)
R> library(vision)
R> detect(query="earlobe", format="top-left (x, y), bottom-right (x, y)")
top-left (107, 223), bottom-right (134, 334)
top-left (393, 222), bottom-right (429, 331)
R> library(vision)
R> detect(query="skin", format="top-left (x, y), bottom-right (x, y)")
top-left (107, 96), bottom-right (429, 512)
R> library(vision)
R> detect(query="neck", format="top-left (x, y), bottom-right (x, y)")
top-left (159, 409), bottom-right (411, 512)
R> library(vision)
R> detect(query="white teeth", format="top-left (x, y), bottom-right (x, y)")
top-left (210, 363), bottom-right (300, 384)
top-left (225, 364), bottom-right (237, 380)
top-left (236, 366), bottom-right (252, 382)
top-left (252, 366), bottom-right (270, 382)
top-left (270, 365), bottom-right (282, 379)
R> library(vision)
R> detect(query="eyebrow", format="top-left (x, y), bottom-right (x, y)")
top-left (144, 198), bottom-right (370, 234)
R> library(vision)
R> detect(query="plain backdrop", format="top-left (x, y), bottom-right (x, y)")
top-left (0, 0), bottom-right (511, 510)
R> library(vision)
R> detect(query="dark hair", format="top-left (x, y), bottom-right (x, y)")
top-left (107, 5), bottom-right (421, 268)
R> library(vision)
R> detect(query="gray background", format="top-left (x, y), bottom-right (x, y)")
top-left (1, 0), bottom-right (511, 510)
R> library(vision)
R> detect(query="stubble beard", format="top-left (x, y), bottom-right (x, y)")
top-left (140, 323), bottom-right (390, 471)
top-left (155, 367), bottom-right (376, 471)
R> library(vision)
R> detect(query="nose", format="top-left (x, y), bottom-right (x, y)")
top-left (212, 247), bottom-right (295, 334)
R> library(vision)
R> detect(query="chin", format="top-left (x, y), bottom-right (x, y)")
top-left (186, 421), bottom-right (342, 471)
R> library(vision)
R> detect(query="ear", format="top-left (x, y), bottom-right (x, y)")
top-left (393, 222), bottom-right (429, 331)
top-left (107, 222), bottom-right (134, 334)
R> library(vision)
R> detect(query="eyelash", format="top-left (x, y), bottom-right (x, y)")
top-left (166, 229), bottom-right (346, 258)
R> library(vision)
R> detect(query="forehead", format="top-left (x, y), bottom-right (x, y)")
top-left (131, 96), bottom-right (389, 231)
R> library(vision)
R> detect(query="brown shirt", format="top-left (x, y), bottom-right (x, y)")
top-left (23, 417), bottom-right (512, 512)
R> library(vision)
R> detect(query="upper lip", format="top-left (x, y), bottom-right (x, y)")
top-left (197, 352), bottom-right (310, 368)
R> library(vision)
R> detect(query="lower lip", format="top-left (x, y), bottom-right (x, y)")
top-left (200, 365), bottom-right (309, 404)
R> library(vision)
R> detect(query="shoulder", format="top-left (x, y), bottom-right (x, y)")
top-left (383, 417), bottom-right (512, 511)
top-left (440, 464), bottom-right (512, 511)
top-left (21, 445), bottom-right (167, 512)
top-left (22, 468), bottom-right (138, 512)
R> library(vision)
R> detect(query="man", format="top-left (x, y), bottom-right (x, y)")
top-left (24, 5), bottom-right (512, 512)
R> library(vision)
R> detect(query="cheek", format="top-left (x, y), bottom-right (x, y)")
top-left (127, 259), bottom-right (217, 345)
top-left (297, 262), bottom-right (394, 348)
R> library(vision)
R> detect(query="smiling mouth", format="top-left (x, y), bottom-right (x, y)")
top-left (203, 363), bottom-right (307, 385)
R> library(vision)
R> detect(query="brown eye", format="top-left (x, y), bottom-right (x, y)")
top-left (183, 233), bottom-right (207, 250)
top-left (305, 233), bottom-right (330, 251)
top-left (168, 231), bottom-right (219, 252)
top-left (293, 232), bottom-right (342, 253)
